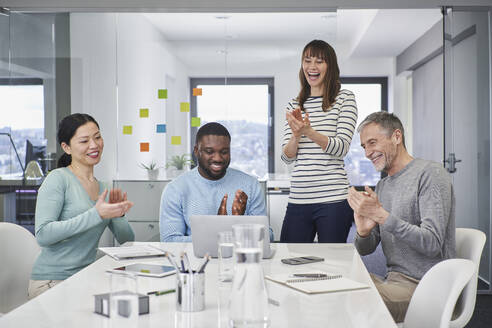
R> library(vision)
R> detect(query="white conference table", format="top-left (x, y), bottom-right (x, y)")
top-left (0, 242), bottom-right (396, 328)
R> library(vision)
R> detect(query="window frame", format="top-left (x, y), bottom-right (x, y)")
top-left (190, 77), bottom-right (275, 174)
top-left (340, 76), bottom-right (389, 183)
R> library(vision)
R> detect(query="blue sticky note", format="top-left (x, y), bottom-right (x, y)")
top-left (156, 124), bottom-right (166, 133)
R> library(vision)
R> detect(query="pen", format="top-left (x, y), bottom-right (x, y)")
top-left (182, 251), bottom-right (192, 273)
top-left (147, 288), bottom-right (176, 296)
top-left (165, 252), bottom-right (181, 273)
top-left (180, 254), bottom-right (186, 273)
top-left (197, 254), bottom-right (210, 273)
top-left (292, 273), bottom-right (328, 278)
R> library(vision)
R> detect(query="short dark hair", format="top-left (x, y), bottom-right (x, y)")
top-left (357, 111), bottom-right (406, 148)
top-left (57, 113), bottom-right (99, 168)
top-left (195, 122), bottom-right (231, 144)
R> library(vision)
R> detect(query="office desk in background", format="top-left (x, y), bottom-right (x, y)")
top-left (0, 177), bottom-right (43, 225)
top-left (0, 243), bottom-right (396, 328)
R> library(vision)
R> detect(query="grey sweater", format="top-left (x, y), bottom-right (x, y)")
top-left (354, 158), bottom-right (455, 280)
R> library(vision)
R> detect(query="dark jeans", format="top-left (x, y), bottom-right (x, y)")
top-left (280, 200), bottom-right (353, 243)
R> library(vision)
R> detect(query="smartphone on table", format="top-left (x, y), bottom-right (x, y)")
top-left (281, 256), bottom-right (324, 265)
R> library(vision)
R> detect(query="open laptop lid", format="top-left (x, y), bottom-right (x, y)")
top-left (190, 215), bottom-right (273, 259)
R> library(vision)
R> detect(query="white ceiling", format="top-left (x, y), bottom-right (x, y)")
top-left (142, 9), bottom-right (442, 70)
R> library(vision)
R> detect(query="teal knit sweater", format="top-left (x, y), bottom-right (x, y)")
top-left (31, 167), bottom-right (134, 280)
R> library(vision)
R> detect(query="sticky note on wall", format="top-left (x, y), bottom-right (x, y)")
top-left (140, 143), bottom-right (149, 152)
top-left (180, 102), bottom-right (190, 112)
top-left (140, 108), bottom-right (149, 118)
top-left (123, 125), bottom-right (132, 135)
top-left (156, 124), bottom-right (166, 133)
top-left (191, 117), bottom-right (201, 127)
top-left (171, 136), bottom-right (181, 145)
top-left (158, 89), bottom-right (168, 99)
top-left (193, 88), bottom-right (202, 96)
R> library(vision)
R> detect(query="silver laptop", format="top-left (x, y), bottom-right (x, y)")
top-left (190, 215), bottom-right (274, 259)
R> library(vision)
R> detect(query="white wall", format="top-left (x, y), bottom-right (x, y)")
top-left (70, 13), bottom-right (189, 181)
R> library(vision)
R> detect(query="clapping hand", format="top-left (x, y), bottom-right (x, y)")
top-left (95, 189), bottom-right (134, 219)
top-left (231, 189), bottom-right (248, 215)
top-left (217, 194), bottom-right (228, 215)
top-left (348, 186), bottom-right (377, 237)
top-left (217, 190), bottom-right (248, 215)
top-left (286, 108), bottom-right (311, 138)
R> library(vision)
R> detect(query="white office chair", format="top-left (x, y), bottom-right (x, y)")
top-left (450, 228), bottom-right (486, 328)
top-left (0, 222), bottom-right (40, 314)
top-left (403, 259), bottom-right (475, 328)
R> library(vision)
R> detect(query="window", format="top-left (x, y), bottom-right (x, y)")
top-left (190, 78), bottom-right (274, 178)
top-left (341, 77), bottom-right (388, 186)
top-left (0, 78), bottom-right (45, 175)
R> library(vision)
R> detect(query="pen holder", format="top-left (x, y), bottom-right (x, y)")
top-left (176, 271), bottom-right (205, 312)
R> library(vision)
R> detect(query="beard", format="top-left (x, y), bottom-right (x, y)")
top-left (373, 152), bottom-right (394, 173)
top-left (197, 156), bottom-right (229, 180)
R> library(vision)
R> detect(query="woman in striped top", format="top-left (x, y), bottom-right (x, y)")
top-left (280, 40), bottom-right (357, 243)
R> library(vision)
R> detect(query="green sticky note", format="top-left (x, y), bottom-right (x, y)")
top-left (140, 108), bottom-right (149, 118)
top-left (180, 102), bottom-right (190, 112)
top-left (191, 117), bottom-right (201, 127)
top-left (158, 89), bottom-right (168, 99)
top-left (171, 136), bottom-right (181, 145)
top-left (122, 125), bottom-right (132, 135)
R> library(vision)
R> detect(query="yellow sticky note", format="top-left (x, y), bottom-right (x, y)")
top-left (171, 136), bottom-right (181, 145)
top-left (158, 89), bottom-right (168, 99)
top-left (193, 88), bottom-right (202, 96)
top-left (122, 125), bottom-right (132, 135)
top-left (191, 117), bottom-right (201, 127)
top-left (180, 102), bottom-right (190, 112)
top-left (140, 108), bottom-right (149, 118)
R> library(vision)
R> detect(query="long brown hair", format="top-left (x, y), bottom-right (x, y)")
top-left (297, 40), bottom-right (340, 112)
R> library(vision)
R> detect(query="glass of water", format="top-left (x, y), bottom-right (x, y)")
top-left (218, 231), bottom-right (235, 283)
top-left (110, 271), bottom-right (138, 328)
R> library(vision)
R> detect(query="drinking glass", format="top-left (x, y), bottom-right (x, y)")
top-left (109, 271), bottom-right (139, 328)
top-left (218, 231), bottom-right (234, 282)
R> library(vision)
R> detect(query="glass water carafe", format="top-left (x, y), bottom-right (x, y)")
top-left (229, 224), bottom-right (269, 328)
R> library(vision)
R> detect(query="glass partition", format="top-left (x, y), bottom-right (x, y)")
top-left (443, 7), bottom-right (491, 292)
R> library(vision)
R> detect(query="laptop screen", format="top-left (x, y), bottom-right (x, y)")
top-left (189, 215), bottom-right (272, 259)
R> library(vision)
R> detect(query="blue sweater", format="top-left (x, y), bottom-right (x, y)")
top-left (159, 167), bottom-right (266, 242)
top-left (31, 167), bottom-right (135, 280)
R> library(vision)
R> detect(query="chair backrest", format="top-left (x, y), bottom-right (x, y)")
top-left (404, 259), bottom-right (475, 328)
top-left (450, 228), bottom-right (486, 328)
top-left (0, 222), bottom-right (40, 313)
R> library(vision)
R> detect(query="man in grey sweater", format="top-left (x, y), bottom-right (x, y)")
top-left (347, 112), bottom-right (455, 323)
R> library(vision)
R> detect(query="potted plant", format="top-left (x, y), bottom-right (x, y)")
top-left (166, 154), bottom-right (194, 177)
top-left (139, 160), bottom-right (161, 180)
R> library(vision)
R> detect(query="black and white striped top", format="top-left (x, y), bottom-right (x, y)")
top-left (281, 90), bottom-right (357, 204)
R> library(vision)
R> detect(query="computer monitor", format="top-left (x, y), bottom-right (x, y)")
top-left (25, 139), bottom-right (46, 173)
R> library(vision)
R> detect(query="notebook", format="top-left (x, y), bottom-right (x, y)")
top-left (265, 272), bottom-right (369, 295)
top-left (99, 244), bottom-right (166, 261)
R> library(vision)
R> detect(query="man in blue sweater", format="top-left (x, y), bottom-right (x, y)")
top-left (159, 122), bottom-right (267, 242)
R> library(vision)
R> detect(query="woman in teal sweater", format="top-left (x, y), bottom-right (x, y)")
top-left (28, 113), bottom-right (135, 299)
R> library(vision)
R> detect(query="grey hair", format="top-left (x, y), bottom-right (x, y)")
top-left (357, 111), bottom-right (406, 148)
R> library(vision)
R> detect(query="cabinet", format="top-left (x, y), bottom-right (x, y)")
top-left (266, 175), bottom-right (291, 241)
top-left (110, 180), bottom-right (170, 244)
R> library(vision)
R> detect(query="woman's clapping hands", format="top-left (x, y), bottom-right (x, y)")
top-left (95, 189), bottom-right (134, 219)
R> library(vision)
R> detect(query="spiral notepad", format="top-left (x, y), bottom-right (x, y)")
top-left (286, 274), bottom-right (342, 284)
top-left (265, 272), bottom-right (368, 294)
